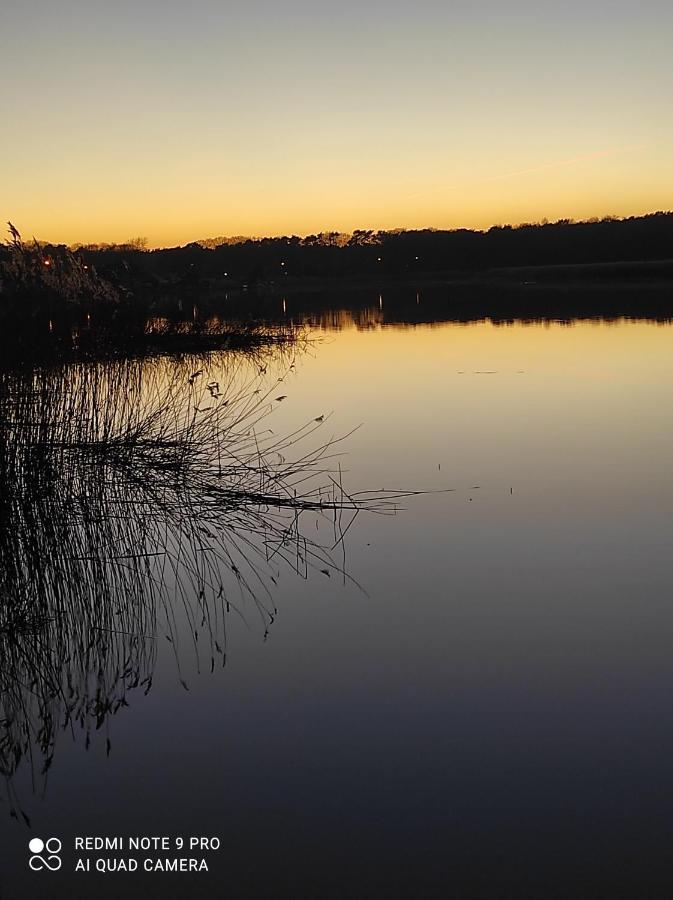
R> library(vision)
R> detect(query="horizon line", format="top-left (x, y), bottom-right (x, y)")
top-left (8, 208), bottom-right (673, 252)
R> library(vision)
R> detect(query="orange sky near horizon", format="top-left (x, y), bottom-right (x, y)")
top-left (2, 1), bottom-right (672, 248)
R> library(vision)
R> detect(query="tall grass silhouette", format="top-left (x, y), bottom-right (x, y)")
top-left (0, 221), bottom-right (121, 307)
top-left (0, 344), bottom-right (417, 823)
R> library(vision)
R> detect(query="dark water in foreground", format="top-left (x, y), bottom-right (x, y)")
top-left (2, 305), bottom-right (673, 899)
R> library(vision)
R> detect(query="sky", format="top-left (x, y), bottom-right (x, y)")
top-left (1, 0), bottom-right (672, 247)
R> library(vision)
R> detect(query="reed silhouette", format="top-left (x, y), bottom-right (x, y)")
top-left (0, 224), bottom-right (303, 360)
top-left (0, 345), bottom-right (416, 824)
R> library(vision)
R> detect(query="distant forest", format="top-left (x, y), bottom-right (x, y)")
top-left (6, 212), bottom-right (673, 292)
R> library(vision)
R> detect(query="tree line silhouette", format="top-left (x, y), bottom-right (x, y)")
top-left (60, 212), bottom-right (673, 289)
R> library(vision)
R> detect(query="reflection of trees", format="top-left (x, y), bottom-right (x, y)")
top-left (0, 347), bottom-right (409, 824)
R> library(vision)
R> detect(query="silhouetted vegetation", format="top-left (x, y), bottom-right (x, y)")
top-left (56, 212), bottom-right (673, 292)
top-left (0, 225), bottom-right (306, 361)
top-left (0, 347), bottom-right (418, 822)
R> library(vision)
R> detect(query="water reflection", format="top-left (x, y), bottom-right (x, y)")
top-left (2, 307), bottom-right (673, 898)
top-left (206, 283), bottom-right (673, 332)
top-left (0, 346), bottom-right (409, 823)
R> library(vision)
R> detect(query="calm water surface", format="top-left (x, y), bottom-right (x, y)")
top-left (2, 313), bottom-right (673, 899)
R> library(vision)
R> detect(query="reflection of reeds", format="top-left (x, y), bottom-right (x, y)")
top-left (0, 346), bottom-right (414, 823)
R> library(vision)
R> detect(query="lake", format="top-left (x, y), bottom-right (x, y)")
top-left (2, 296), bottom-right (673, 898)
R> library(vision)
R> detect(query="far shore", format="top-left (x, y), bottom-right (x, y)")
top-left (199, 258), bottom-right (673, 299)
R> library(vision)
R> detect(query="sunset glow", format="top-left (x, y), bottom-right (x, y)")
top-left (2, 1), bottom-right (672, 246)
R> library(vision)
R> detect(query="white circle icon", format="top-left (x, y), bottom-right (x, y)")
top-left (28, 837), bottom-right (62, 871)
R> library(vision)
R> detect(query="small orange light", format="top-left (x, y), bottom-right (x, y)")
top-left (44, 259), bottom-right (50, 266)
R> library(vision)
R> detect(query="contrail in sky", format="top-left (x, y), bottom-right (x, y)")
top-left (490, 142), bottom-right (653, 183)
top-left (405, 142), bottom-right (653, 201)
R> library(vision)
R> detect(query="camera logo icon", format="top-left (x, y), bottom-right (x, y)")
top-left (28, 837), bottom-right (62, 871)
